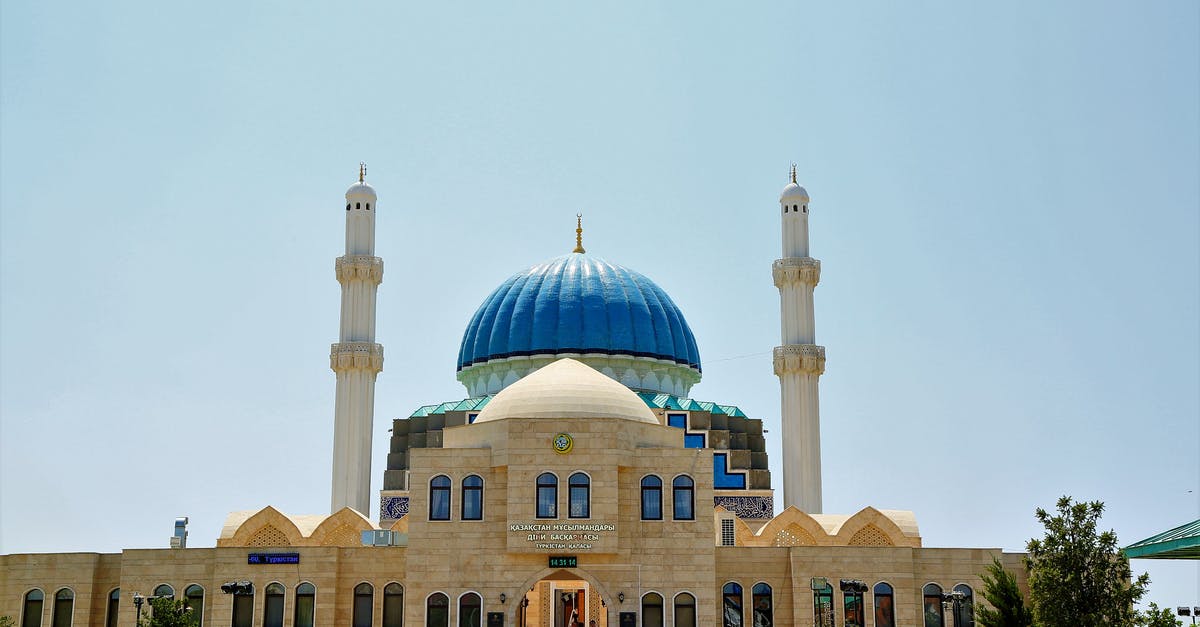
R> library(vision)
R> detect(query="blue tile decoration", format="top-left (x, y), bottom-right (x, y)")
top-left (380, 496), bottom-right (409, 519)
top-left (714, 495), bottom-right (773, 519)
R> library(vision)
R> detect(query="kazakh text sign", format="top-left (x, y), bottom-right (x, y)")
top-left (509, 522), bottom-right (615, 551)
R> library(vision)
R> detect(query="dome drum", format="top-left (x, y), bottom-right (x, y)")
top-left (458, 352), bottom-right (701, 398)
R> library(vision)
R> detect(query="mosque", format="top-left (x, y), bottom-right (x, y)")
top-left (1, 167), bottom-right (1024, 627)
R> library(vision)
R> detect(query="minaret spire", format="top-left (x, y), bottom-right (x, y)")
top-left (773, 167), bottom-right (825, 513)
top-left (330, 166), bottom-right (384, 515)
top-left (573, 213), bottom-right (586, 253)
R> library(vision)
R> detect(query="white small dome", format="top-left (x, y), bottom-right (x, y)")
top-left (345, 182), bottom-right (377, 200)
top-left (473, 358), bottom-right (659, 424)
top-left (780, 181), bottom-right (809, 203)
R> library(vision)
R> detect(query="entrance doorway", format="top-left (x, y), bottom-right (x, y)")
top-left (516, 572), bottom-right (608, 627)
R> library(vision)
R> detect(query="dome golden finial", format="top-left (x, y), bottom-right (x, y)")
top-left (573, 213), bottom-right (586, 254)
top-left (790, 163), bottom-right (797, 184)
top-left (359, 162), bottom-right (366, 183)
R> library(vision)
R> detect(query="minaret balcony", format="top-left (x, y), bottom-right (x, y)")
top-left (773, 344), bottom-right (826, 376)
top-left (772, 257), bottom-right (821, 288)
top-left (330, 342), bottom-right (384, 373)
top-left (335, 255), bottom-right (384, 284)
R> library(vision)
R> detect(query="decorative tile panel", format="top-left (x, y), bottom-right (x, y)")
top-left (380, 496), bottom-right (409, 519)
top-left (714, 495), bottom-right (773, 519)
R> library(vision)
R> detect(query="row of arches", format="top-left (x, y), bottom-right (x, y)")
top-left (721, 582), bottom-right (774, 627)
top-left (641, 474), bottom-right (694, 520)
top-left (640, 591), bottom-right (698, 627)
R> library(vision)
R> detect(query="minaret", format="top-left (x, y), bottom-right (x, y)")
top-left (330, 164), bottom-right (384, 515)
top-left (773, 165), bottom-right (825, 513)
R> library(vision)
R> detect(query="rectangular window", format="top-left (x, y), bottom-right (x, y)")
top-left (667, 413), bottom-right (687, 429)
top-left (721, 519), bottom-right (736, 546)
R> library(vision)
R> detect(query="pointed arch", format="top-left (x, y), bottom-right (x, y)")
top-left (753, 506), bottom-right (828, 546)
top-left (835, 507), bottom-right (911, 547)
top-left (222, 506), bottom-right (305, 547)
top-left (311, 507), bottom-right (375, 546)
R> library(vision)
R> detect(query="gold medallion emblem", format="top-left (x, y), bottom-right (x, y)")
top-left (552, 433), bottom-right (574, 454)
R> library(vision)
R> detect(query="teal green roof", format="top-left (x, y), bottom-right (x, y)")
top-left (410, 393), bottom-right (744, 419)
top-left (1123, 519), bottom-right (1200, 560)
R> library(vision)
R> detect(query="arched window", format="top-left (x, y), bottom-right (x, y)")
top-left (231, 583), bottom-right (253, 627)
top-left (568, 472), bottom-right (590, 518)
top-left (105, 589), bottom-right (120, 627)
top-left (672, 475), bottom-right (695, 520)
top-left (184, 585), bottom-right (204, 626)
top-left (356, 202), bottom-right (361, 210)
top-left (843, 583), bottom-right (865, 627)
top-left (263, 583), bottom-right (285, 627)
top-left (294, 583), bottom-right (316, 627)
top-left (642, 592), bottom-right (664, 627)
top-left (751, 583), bottom-right (772, 627)
top-left (641, 475), bottom-right (663, 520)
top-left (673, 592), bottom-right (696, 627)
top-left (51, 589), bottom-right (72, 627)
top-left (383, 583), bottom-right (404, 627)
top-left (813, 581), bottom-right (833, 627)
top-left (953, 584), bottom-right (975, 627)
top-left (153, 584), bottom-right (174, 599)
top-left (426, 592), bottom-right (449, 627)
top-left (458, 592), bottom-right (482, 627)
top-left (536, 472), bottom-right (558, 518)
top-left (430, 475), bottom-right (451, 520)
top-left (346, 203), bottom-right (351, 211)
top-left (722, 583), bottom-right (743, 627)
top-left (873, 582), bottom-right (895, 627)
top-left (353, 583), bottom-right (374, 627)
top-left (366, 203), bottom-right (371, 210)
top-left (462, 474), bottom-right (483, 520)
top-left (22, 589), bottom-right (43, 627)
top-left (922, 584), bottom-right (944, 627)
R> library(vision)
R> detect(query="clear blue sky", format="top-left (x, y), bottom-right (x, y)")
top-left (2, 0), bottom-right (1197, 608)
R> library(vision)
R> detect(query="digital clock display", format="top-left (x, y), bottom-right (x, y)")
top-left (548, 555), bottom-right (577, 568)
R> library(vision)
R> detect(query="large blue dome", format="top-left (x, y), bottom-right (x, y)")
top-left (457, 253), bottom-right (701, 373)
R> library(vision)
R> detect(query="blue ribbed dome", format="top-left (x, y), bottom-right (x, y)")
top-left (457, 253), bottom-right (701, 373)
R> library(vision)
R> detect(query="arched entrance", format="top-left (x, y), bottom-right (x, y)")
top-left (509, 568), bottom-right (614, 627)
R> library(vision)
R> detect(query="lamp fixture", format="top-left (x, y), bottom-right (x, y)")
top-left (500, 593), bottom-right (506, 605)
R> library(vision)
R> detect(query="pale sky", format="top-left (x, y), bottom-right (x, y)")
top-left (2, 0), bottom-right (1197, 608)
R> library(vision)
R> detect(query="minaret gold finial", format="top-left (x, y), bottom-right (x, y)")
top-left (359, 162), bottom-right (366, 183)
top-left (573, 213), bottom-right (586, 254)
top-left (790, 163), bottom-right (797, 184)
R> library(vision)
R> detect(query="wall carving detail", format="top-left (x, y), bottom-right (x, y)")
top-left (246, 525), bottom-right (291, 547)
top-left (774, 523), bottom-right (818, 547)
top-left (848, 524), bottom-right (894, 546)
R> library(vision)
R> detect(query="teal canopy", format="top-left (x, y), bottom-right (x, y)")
top-left (1123, 519), bottom-right (1200, 560)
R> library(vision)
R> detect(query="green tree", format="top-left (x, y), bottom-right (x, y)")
top-left (1137, 603), bottom-right (1183, 627)
top-left (1025, 496), bottom-right (1149, 627)
top-left (0, 616), bottom-right (15, 627)
top-left (976, 556), bottom-right (1034, 627)
top-left (137, 596), bottom-right (199, 627)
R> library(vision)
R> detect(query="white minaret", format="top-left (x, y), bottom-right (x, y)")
top-left (773, 165), bottom-right (825, 513)
top-left (330, 164), bottom-right (384, 515)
